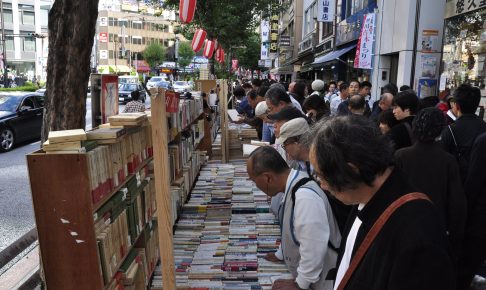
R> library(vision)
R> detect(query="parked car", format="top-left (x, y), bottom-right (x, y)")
top-left (118, 83), bottom-right (147, 104)
top-left (173, 81), bottom-right (192, 93)
top-left (155, 81), bottom-right (173, 90)
top-left (146, 76), bottom-right (169, 90)
top-left (0, 92), bottom-right (44, 152)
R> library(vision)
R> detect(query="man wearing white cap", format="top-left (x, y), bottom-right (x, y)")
top-left (278, 118), bottom-right (313, 175)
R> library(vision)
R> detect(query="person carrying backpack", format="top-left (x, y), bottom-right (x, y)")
top-left (440, 84), bottom-right (486, 184)
top-left (247, 146), bottom-right (341, 290)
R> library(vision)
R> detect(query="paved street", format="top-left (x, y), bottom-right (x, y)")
top-left (0, 96), bottom-right (150, 252)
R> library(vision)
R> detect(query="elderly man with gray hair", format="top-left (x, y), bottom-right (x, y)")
top-left (247, 146), bottom-right (341, 290)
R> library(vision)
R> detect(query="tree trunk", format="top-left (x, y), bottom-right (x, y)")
top-left (41, 0), bottom-right (99, 143)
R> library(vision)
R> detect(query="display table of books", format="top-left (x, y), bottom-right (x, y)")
top-left (150, 160), bottom-right (290, 290)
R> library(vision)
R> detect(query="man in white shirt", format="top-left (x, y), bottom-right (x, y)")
top-left (247, 146), bottom-right (341, 290)
top-left (330, 83), bottom-right (349, 116)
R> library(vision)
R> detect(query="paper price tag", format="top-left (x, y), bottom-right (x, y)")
top-left (121, 188), bottom-right (128, 201)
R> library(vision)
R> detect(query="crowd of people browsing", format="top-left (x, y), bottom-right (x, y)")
top-left (234, 79), bottom-right (486, 290)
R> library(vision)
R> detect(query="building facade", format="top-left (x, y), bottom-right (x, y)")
top-left (0, 0), bottom-right (52, 81)
top-left (95, 9), bottom-right (178, 75)
top-left (441, 0), bottom-right (486, 94)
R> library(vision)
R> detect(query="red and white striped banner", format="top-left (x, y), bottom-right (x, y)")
top-left (203, 40), bottom-right (215, 58)
top-left (179, 0), bottom-right (196, 24)
top-left (191, 29), bottom-right (206, 52)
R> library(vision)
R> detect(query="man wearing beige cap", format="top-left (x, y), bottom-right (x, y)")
top-left (278, 118), bottom-right (313, 175)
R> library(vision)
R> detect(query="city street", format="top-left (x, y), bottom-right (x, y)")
top-left (0, 96), bottom-right (150, 252)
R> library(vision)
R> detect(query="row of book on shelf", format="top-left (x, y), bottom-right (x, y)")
top-left (33, 95), bottom-right (209, 289)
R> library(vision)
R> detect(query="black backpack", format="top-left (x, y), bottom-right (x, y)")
top-left (289, 177), bottom-right (351, 252)
top-left (448, 125), bottom-right (480, 183)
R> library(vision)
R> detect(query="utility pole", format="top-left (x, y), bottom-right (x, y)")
top-left (1, 0), bottom-right (8, 87)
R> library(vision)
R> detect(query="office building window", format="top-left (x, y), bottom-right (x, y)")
top-left (5, 30), bottom-right (13, 51)
top-left (40, 9), bottom-right (49, 27)
top-left (346, 0), bottom-right (369, 18)
top-left (3, 8), bottom-right (13, 23)
top-left (19, 5), bottom-right (35, 25)
top-left (23, 38), bottom-right (36, 51)
top-left (109, 50), bottom-right (114, 59)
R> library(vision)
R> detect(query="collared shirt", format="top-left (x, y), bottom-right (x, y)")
top-left (330, 97), bottom-right (345, 116)
top-left (123, 100), bottom-right (145, 113)
top-left (334, 204), bottom-right (365, 290)
top-left (276, 169), bottom-right (331, 289)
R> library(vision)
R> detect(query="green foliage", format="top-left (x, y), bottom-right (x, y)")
top-left (233, 33), bottom-right (261, 70)
top-left (143, 42), bottom-right (167, 68)
top-left (0, 85), bottom-right (37, 92)
top-left (178, 42), bottom-right (195, 69)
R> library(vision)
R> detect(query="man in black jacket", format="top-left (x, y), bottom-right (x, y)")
top-left (309, 116), bottom-right (455, 290)
top-left (440, 84), bottom-right (486, 183)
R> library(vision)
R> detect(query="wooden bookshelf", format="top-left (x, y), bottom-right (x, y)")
top-left (27, 90), bottom-right (210, 290)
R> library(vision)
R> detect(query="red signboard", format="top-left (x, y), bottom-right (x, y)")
top-left (99, 32), bottom-right (108, 43)
top-left (165, 91), bottom-right (180, 113)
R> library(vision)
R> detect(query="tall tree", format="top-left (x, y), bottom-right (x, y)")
top-left (177, 42), bottom-right (195, 70)
top-left (41, 0), bottom-right (99, 142)
top-left (143, 42), bottom-right (167, 69)
top-left (233, 33), bottom-right (261, 71)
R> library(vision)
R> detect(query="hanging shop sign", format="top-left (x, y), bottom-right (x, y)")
top-left (261, 20), bottom-right (270, 43)
top-left (261, 43), bottom-right (269, 60)
top-left (445, 0), bottom-right (486, 18)
top-left (354, 13), bottom-right (376, 69)
top-left (99, 32), bottom-right (108, 43)
top-left (317, 0), bottom-right (336, 22)
top-left (279, 35), bottom-right (291, 47)
top-left (203, 40), bottom-right (215, 58)
top-left (179, 0), bottom-right (197, 24)
top-left (191, 29), bottom-right (207, 52)
top-left (270, 14), bottom-right (279, 54)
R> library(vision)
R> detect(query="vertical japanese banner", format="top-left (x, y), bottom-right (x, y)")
top-left (261, 20), bottom-right (270, 60)
top-left (270, 14), bottom-right (279, 55)
top-left (317, 0), bottom-right (336, 22)
top-left (354, 13), bottom-right (376, 69)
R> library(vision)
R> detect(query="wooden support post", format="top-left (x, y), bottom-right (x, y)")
top-left (219, 79), bottom-right (229, 163)
top-left (150, 88), bottom-right (176, 289)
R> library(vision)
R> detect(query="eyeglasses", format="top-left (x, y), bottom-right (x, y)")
top-left (281, 139), bottom-right (297, 150)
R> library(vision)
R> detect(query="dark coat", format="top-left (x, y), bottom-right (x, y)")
top-left (389, 115), bottom-right (415, 151)
top-left (440, 114), bottom-right (486, 182)
top-left (395, 142), bottom-right (467, 260)
top-left (337, 168), bottom-right (455, 290)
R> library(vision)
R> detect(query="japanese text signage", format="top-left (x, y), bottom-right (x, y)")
top-left (270, 14), bottom-right (279, 54)
top-left (279, 35), bottom-right (291, 47)
top-left (317, 0), bottom-right (335, 22)
top-left (445, 0), bottom-right (486, 18)
top-left (354, 13), bottom-right (376, 69)
top-left (261, 20), bottom-right (270, 43)
top-left (99, 32), bottom-right (108, 43)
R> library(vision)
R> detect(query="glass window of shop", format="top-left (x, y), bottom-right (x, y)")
top-left (442, 7), bottom-right (486, 92)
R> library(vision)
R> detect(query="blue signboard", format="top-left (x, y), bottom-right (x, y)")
top-left (336, 1), bottom-right (378, 46)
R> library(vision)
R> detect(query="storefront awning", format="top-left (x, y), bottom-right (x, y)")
top-left (133, 60), bottom-right (151, 72)
top-left (312, 45), bottom-right (356, 66)
top-left (97, 65), bottom-right (131, 74)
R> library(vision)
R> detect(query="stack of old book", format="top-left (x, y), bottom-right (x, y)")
top-left (86, 127), bottom-right (126, 144)
top-left (150, 160), bottom-right (290, 289)
top-left (43, 129), bottom-right (91, 153)
top-left (109, 113), bottom-right (148, 127)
